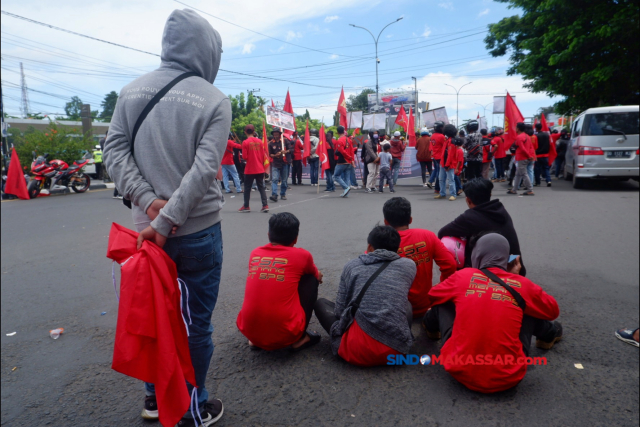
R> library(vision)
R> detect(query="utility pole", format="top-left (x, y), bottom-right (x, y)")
top-left (19, 62), bottom-right (30, 119)
top-left (411, 77), bottom-right (418, 128)
top-left (444, 82), bottom-right (472, 127)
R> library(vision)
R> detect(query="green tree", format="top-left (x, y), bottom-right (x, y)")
top-left (63, 96), bottom-right (84, 120)
top-left (99, 91), bottom-right (119, 122)
top-left (484, 0), bottom-right (639, 114)
top-left (346, 88), bottom-right (375, 112)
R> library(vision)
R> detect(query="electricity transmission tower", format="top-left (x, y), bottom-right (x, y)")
top-left (20, 62), bottom-right (30, 118)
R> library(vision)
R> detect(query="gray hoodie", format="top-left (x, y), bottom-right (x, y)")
top-left (330, 250), bottom-right (416, 354)
top-left (104, 9), bottom-right (232, 237)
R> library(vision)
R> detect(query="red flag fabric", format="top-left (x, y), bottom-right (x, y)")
top-left (395, 106), bottom-right (409, 132)
top-left (106, 223), bottom-right (196, 427)
top-left (262, 121), bottom-right (270, 167)
top-left (283, 91), bottom-right (296, 138)
top-left (317, 124), bottom-right (330, 178)
top-left (408, 107), bottom-right (417, 147)
top-left (503, 92), bottom-right (525, 146)
top-left (5, 148), bottom-right (29, 200)
top-left (540, 113), bottom-right (550, 132)
top-left (337, 87), bottom-right (348, 128)
top-left (271, 99), bottom-right (275, 107)
top-left (352, 128), bottom-right (361, 136)
top-left (303, 119), bottom-right (311, 167)
top-left (548, 136), bottom-right (557, 166)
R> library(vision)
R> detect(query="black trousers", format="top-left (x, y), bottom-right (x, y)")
top-left (243, 173), bottom-right (268, 208)
top-left (466, 161), bottom-right (483, 180)
top-left (419, 161), bottom-right (433, 183)
top-left (362, 161), bottom-right (369, 185)
top-left (298, 275), bottom-right (320, 330)
top-left (292, 160), bottom-right (303, 185)
top-left (235, 160), bottom-right (245, 184)
top-left (424, 302), bottom-right (558, 357)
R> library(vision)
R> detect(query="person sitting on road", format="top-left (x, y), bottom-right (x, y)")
top-left (423, 233), bottom-right (562, 393)
top-left (438, 178), bottom-right (527, 276)
top-left (382, 197), bottom-right (457, 318)
top-left (314, 225), bottom-right (416, 367)
top-left (236, 212), bottom-right (323, 352)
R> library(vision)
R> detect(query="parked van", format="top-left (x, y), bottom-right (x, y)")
top-left (564, 106), bottom-right (639, 188)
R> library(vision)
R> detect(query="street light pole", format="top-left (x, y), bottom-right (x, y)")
top-left (411, 76), bottom-right (418, 128)
top-left (349, 18), bottom-right (403, 107)
top-left (444, 82), bottom-right (472, 127)
top-left (474, 102), bottom-right (492, 118)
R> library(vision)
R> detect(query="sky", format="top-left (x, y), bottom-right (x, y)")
top-left (0, 0), bottom-right (559, 127)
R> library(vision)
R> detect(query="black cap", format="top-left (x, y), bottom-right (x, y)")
top-left (271, 128), bottom-right (282, 135)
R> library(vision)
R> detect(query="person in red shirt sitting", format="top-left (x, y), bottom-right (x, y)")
top-left (290, 131), bottom-right (305, 186)
top-left (422, 233), bottom-right (562, 393)
top-left (314, 225), bottom-right (416, 367)
top-left (237, 212), bottom-right (323, 351)
top-left (382, 197), bottom-right (457, 318)
top-left (239, 124), bottom-right (269, 213)
top-left (222, 133), bottom-right (243, 193)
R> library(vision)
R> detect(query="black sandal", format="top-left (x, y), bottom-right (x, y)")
top-left (289, 331), bottom-right (321, 353)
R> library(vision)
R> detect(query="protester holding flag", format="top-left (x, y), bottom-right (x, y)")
top-left (291, 131), bottom-right (304, 186)
top-left (308, 129), bottom-right (320, 186)
top-left (239, 124), bottom-right (269, 213)
top-left (268, 129), bottom-right (293, 202)
top-left (324, 130), bottom-right (337, 192)
top-left (333, 125), bottom-right (354, 198)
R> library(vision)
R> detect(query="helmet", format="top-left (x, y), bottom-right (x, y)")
top-left (95, 145), bottom-right (101, 150)
top-left (433, 121), bottom-right (445, 132)
top-left (310, 128), bottom-right (318, 136)
top-left (443, 124), bottom-right (458, 138)
top-left (420, 128), bottom-right (429, 136)
top-left (394, 131), bottom-right (402, 137)
top-left (466, 120), bottom-right (479, 133)
top-left (441, 236), bottom-right (466, 269)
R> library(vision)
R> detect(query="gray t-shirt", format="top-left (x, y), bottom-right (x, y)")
top-left (379, 151), bottom-right (392, 169)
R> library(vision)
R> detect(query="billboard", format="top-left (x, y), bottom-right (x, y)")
top-left (367, 91), bottom-right (415, 115)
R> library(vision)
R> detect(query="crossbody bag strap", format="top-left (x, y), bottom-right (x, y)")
top-left (349, 261), bottom-right (391, 316)
top-left (130, 71), bottom-right (198, 157)
top-left (481, 268), bottom-right (527, 311)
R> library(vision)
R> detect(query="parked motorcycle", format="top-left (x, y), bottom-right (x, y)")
top-left (27, 152), bottom-right (91, 199)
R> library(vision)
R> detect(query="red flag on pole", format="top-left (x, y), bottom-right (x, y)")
top-left (303, 119), bottom-right (310, 166)
top-left (408, 107), bottom-right (417, 147)
top-left (317, 124), bottom-right (330, 178)
top-left (477, 113), bottom-right (480, 119)
top-left (271, 99), bottom-right (275, 107)
top-left (337, 87), bottom-right (348, 128)
top-left (283, 90), bottom-right (296, 138)
top-left (548, 137), bottom-right (557, 166)
top-left (503, 92), bottom-right (524, 146)
top-left (395, 105), bottom-right (409, 132)
top-left (5, 148), bottom-right (30, 200)
top-left (540, 113), bottom-right (550, 132)
top-left (534, 117), bottom-right (538, 126)
top-left (262, 121), bottom-right (270, 167)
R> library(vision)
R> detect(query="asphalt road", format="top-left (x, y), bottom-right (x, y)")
top-left (2, 177), bottom-right (639, 427)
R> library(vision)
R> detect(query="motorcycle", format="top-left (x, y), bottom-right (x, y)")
top-left (27, 151), bottom-right (91, 199)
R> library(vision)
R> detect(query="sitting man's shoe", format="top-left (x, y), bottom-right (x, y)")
top-left (141, 395), bottom-right (158, 420)
top-left (176, 399), bottom-right (224, 426)
top-left (536, 321), bottom-right (563, 350)
top-left (615, 328), bottom-right (639, 348)
top-left (421, 319), bottom-right (441, 340)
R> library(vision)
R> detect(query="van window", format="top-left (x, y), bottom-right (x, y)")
top-left (583, 112), bottom-right (639, 136)
top-left (572, 117), bottom-right (582, 138)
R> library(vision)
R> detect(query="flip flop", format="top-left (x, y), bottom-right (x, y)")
top-left (289, 331), bottom-right (321, 353)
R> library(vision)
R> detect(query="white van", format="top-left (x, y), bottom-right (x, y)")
top-left (564, 105), bottom-right (639, 188)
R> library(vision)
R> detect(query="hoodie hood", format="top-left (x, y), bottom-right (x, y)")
top-left (359, 249), bottom-right (401, 265)
top-left (160, 9), bottom-right (222, 84)
top-left (472, 199), bottom-right (509, 225)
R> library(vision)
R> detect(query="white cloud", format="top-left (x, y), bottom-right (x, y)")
top-left (324, 15), bottom-right (339, 23)
top-left (285, 31), bottom-right (303, 41)
top-left (438, 2), bottom-right (454, 10)
top-left (469, 60), bottom-right (484, 66)
top-left (422, 26), bottom-right (432, 38)
top-left (242, 43), bottom-right (255, 54)
top-left (386, 34), bottom-right (394, 39)
top-left (478, 8), bottom-right (490, 17)
top-left (329, 54), bottom-right (339, 60)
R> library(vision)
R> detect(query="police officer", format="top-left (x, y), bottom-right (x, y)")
top-left (93, 144), bottom-right (103, 180)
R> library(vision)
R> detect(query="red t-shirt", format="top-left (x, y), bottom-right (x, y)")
top-left (431, 133), bottom-right (447, 160)
top-left (293, 139), bottom-right (304, 161)
top-left (493, 136), bottom-right (507, 159)
top-left (337, 319), bottom-right (398, 366)
top-left (514, 133), bottom-right (535, 161)
top-left (236, 244), bottom-right (319, 351)
top-left (482, 138), bottom-right (497, 163)
top-left (242, 137), bottom-right (266, 175)
top-left (397, 228), bottom-right (457, 317)
top-left (222, 140), bottom-right (242, 165)
top-left (427, 267), bottom-right (559, 393)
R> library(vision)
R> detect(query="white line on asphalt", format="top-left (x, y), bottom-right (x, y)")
top-left (267, 195), bottom-right (330, 211)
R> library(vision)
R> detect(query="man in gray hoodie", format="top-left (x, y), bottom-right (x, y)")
top-left (104, 9), bottom-right (230, 426)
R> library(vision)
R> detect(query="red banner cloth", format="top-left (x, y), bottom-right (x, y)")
top-left (338, 88), bottom-right (348, 128)
top-left (317, 124), bottom-right (330, 178)
top-left (504, 93), bottom-right (524, 146)
top-left (540, 113), bottom-right (550, 132)
top-left (283, 91), bottom-right (296, 138)
top-left (5, 148), bottom-right (29, 200)
top-left (395, 106), bottom-right (409, 132)
top-left (106, 223), bottom-right (196, 427)
top-left (408, 107), bottom-right (417, 147)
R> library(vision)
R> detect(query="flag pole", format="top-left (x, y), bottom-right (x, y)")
top-left (318, 117), bottom-right (324, 194)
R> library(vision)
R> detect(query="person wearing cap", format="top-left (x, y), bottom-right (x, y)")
top-left (93, 144), bottom-right (104, 180)
top-left (239, 124), bottom-right (269, 213)
top-left (389, 131), bottom-right (406, 185)
top-left (415, 128), bottom-right (432, 187)
top-left (268, 128), bottom-right (293, 202)
top-left (333, 126), bottom-right (354, 198)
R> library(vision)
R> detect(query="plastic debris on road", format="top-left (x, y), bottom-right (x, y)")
top-left (574, 363), bottom-right (584, 369)
top-left (6, 332), bottom-right (17, 336)
top-left (49, 328), bottom-right (64, 339)
top-left (101, 312), bottom-right (107, 315)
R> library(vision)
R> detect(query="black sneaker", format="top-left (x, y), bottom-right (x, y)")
top-left (280, 195), bottom-right (287, 200)
top-left (269, 195), bottom-right (278, 203)
top-left (141, 395), bottom-right (158, 420)
top-left (176, 399), bottom-right (224, 426)
top-left (536, 321), bottom-right (563, 350)
top-left (547, 182), bottom-right (552, 187)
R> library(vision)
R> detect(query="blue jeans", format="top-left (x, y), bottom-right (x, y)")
top-left (527, 161), bottom-right (534, 184)
top-left (271, 164), bottom-right (289, 196)
top-left (429, 159), bottom-right (440, 184)
top-left (221, 164), bottom-right (241, 193)
top-left (308, 157), bottom-right (319, 184)
top-left (455, 175), bottom-right (462, 193)
top-left (350, 165), bottom-right (358, 186)
top-left (325, 170), bottom-right (335, 191)
top-left (145, 222), bottom-right (223, 417)
top-left (333, 164), bottom-right (352, 190)
top-left (439, 167), bottom-right (456, 197)
top-left (391, 159), bottom-right (402, 185)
